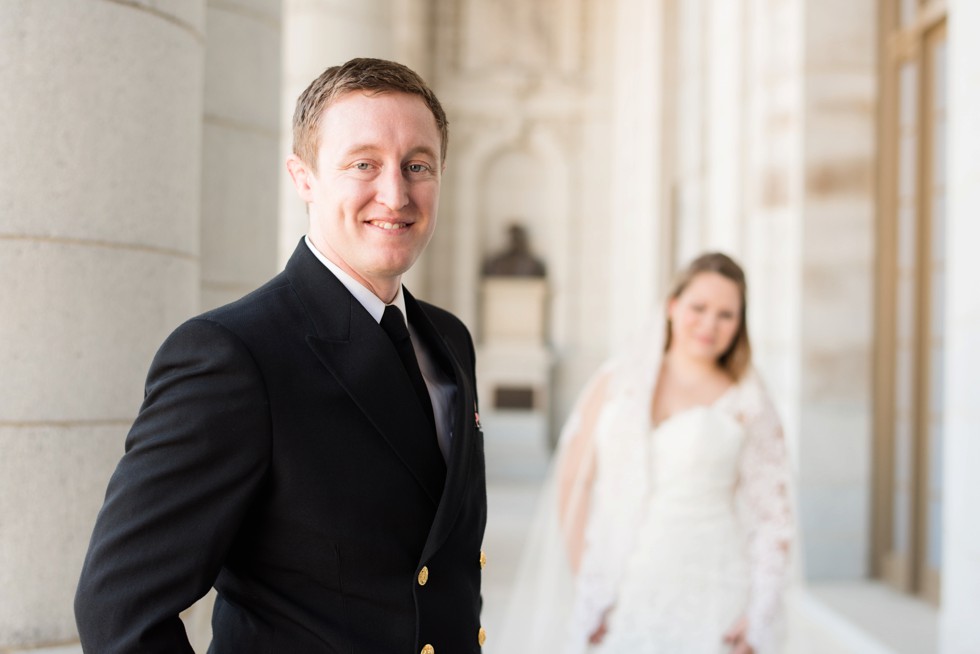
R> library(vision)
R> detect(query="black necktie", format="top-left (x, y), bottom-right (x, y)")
top-left (380, 305), bottom-right (436, 429)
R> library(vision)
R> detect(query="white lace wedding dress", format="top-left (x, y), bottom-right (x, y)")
top-left (494, 324), bottom-right (795, 654)
top-left (593, 400), bottom-right (751, 653)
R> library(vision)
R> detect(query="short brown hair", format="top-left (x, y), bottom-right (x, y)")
top-left (664, 252), bottom-right (752, 380)
top-left (292, 58), bottom-right (448, 171)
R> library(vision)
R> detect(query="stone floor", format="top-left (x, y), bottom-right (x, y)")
top-left (479, 411), bottom-right (553, 652)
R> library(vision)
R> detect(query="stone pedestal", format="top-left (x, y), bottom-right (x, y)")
top-left (480, 278), bottom-right (548, 345)
top-left (477, 279), bottom-right (552, 474)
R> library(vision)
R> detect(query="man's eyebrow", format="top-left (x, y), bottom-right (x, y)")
top-left (406, 145), bottom-right (439, 160)
top-left (342, 144), bottom-right (439, 160)
top-left (342, 144), bottom-right (377, 157)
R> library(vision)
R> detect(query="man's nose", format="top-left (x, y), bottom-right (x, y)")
top-left (375, 167), bottom-right (409, 210)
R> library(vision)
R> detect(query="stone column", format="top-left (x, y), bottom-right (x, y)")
top-left (704, 0), bottom-right (746, 252)
top-left (607, 0), bottom-right (666, 344)
top-left (0, 1), bottom-right (205, 650)
top-left (796, 0), bottom-right (877, 580)
top-left (942, 2), bottom-right (980, 650)
top-left (741, 0), bottom-right (804, 467)
top-left (200, 0), bottom-right (282, 311)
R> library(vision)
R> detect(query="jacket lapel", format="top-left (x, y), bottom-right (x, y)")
top-left (405, 290), bottom-right (479, 563)
top-left (285, 242), bottom-right (446, 506)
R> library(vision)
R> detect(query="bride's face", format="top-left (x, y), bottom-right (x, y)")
top-left (667, 271), bottom-right (742, 364)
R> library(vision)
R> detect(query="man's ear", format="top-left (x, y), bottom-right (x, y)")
top-left (286, 154), bottom-right (315, 203)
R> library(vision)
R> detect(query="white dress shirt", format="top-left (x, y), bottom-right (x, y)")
top-left (304, 236), bottom-right (456, 461)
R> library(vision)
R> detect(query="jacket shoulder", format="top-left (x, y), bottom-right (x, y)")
top-left (189, 271), bottom-right (314, 338)
top-left (418, 301), bottom-right (474, 349)
top-left (199, 272), bottom-right (293, 323)
top-left (417, 300), bottom-right (469, 335)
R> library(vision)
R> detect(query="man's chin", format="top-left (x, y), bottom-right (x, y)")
top-left (362, 260), bottom-right (418, 284)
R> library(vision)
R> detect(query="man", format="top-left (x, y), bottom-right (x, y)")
top-left (75, 58), bottom-right (488, 653)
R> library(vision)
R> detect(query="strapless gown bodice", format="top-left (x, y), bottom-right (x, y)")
top-left (592, 403), bottom-right (751, 654)
top-left (645, 404), bottom-right (744, 512)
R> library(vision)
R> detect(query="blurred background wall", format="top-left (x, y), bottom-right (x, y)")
top-left (1, 1), bottom-right (978, 652)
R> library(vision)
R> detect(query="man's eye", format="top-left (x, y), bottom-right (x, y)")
top-left (354, 162), bottom-right (372, 171)
top-left (406, 163), bottom-right (429, 173)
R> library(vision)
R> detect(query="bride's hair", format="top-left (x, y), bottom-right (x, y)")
top-left (664, 252), bottom-right (751, 380)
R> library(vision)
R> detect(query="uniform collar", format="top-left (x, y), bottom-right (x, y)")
top-left (304, 235), bottom-right (406, 327)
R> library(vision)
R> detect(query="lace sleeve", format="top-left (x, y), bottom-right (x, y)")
top-left (736, 373), bottom-right (795, 653)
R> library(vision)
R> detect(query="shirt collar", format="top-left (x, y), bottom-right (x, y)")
top-left (304, 235), bottom-right (407, 327)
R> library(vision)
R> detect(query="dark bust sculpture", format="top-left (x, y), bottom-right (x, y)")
top-left (482, 223), bottom-right (546, 278)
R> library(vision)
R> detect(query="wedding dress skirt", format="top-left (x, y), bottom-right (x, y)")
top-left (593, 404), bottom-right (750, 654)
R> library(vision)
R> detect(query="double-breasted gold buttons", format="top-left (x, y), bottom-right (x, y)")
top-left (421, 645), bottom-right (435, 654)
top-left (417, 566), bottom-right (429, 586)
top-left (479, 550), bottom-right (487, 569)
top-left (478, 626), bottom-right (487, 646)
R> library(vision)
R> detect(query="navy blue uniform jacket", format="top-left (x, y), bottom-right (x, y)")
top-left (75, 240), bottom-right (487, 653)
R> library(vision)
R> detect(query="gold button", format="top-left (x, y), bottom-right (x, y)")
top-left (417, 566), bottom-right (429, 586)
top-left (478, 627), bottom-right (487, 646)
top-left (421, 645), bottom-right (435, 654)
top-left (479, 550), bottom-right (487, 569)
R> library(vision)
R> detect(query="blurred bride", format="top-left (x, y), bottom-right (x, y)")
top-left (495, 253), bottom-right (797, 654)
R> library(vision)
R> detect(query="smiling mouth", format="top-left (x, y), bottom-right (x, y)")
top-left (368, 220), bottom-right (410, 231)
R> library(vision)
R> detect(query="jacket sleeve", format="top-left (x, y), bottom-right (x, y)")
top-left (75, 318), bottom-right (271, 654)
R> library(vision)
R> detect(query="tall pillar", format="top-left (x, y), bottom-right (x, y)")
top-left (942, 2), bottom-right (980, 651)
top-left (741, 0), bottom-right (804, 462)
top-left (607, 0), bottom-right (666, 344)
top-left (0, 0), bottom-right (205, 650)
top-left (200, 0), bottom-right (282, 311)
top-left (796, 0), bottom-right (877, 580)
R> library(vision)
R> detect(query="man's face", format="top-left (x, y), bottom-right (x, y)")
top-left (289, 90), bottom-right (443, 301)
